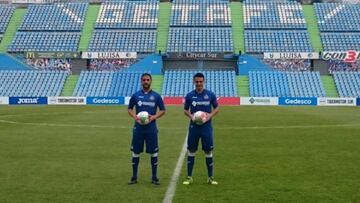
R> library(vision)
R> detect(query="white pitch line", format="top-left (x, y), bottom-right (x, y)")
top-left (163, 135), bottom-right (188, 203)
top-left (0, 119), bottom-right (359, 130)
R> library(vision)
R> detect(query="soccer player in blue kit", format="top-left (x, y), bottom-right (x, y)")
top-left (127, 73), bottom-right (165, 185)
top-left (183, 73), bottom-right (219, 185)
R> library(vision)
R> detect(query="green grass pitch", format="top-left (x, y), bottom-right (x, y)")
top-left (1, 106), bottom-right (360, 203)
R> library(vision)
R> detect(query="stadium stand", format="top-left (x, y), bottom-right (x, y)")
top-left (249, 71), bottom-right (325, 97)
top-left (8, 32), bottom-right (81, 52)
top-left (333, 72), bottom-right (360, 97)
top-left (321, 33), bottom-right (360, 51)
top-left (328, 60), bottom-right (360, 74)
top-left (170, 0), bottom-right (231, 27)
top-left (73, 71), bottom-right (143, 97)
top-left (8, 3), bottom-right (88, 52)
top-left (0, 70), bottom-right (68, 96)
top-left (26, 58), bottom-right (72, 71)
top-left (244, 1), bottom-right (306, 29)
top-left (0, 5), bottom-right (14, 34)
top-left (243, 0), bottom-right (313, 53)
top-left (89, 59), bottom-right (137, 71)
top-left (88, 29), bottom-right (156, 52)
top-left (167, 0), bottom-right (233, 53)
top-left (19, 3), bottom-right (88, 31)
top-left (245, 30), bottom-right (312, 53)
top-left (315, 3), bottom-right (360, 52)
top-left (89, 0), bottom-right (159, 53)
top-left (162, 70), bottom-right (237, 97)
top-left (167, 27), bottom-right (233, 52)
top-left (263, 59), bottom-right (311, 71)
top-left (96, 0), bottom-right (158, 29)
top-left (315, 3), bottom-right (360, 32)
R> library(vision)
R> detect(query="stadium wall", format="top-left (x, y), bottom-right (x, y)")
top-left (1, 96), bottom-right (359, 106)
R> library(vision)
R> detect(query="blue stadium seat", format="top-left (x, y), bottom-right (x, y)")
top-left (321, 33), bottom-right (360, 51)
top-left (96, 1), bottom-right (159, 29)
top-left (0, 70), bottom-right (69, 96)
top-left (249, 71), bottom-right (325, 97)
top-left (170, 0), bottom-right (231, 27)
top-left (333, 72), bottom-right (360, 97)
top-left (89, 30), bottom-right (156, 53)
top-left (244, 1), bottom-right (306, 29)
top-left (315, 3), bottom-right (360, 32)
top-left (167, 27), bottom-right (233, 52)
top-left (245, 30), bottom-right (313, 53)
top-left (73, 71), bottom-right (144, 97)
top-left (0, 5), bottom-right (14, 34)
top-left (8, 32), bottom-right (81, 52)
top-left (162, 70), bottom-right (237, 97)
top-left (167, 0), bottom-right (233, 53)
top-left (19, 3), bottom-right (88, 31)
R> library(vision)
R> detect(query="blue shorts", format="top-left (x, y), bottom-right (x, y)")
top-left (131, 130), bottom-right (159, 154)
top-left (187, 125), bottom-right (214, 152)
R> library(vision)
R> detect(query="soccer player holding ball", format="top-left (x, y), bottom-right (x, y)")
top-left (183, 73), bottom-right (219, 185)
top-left (127, 73), bottom-right (165, 185)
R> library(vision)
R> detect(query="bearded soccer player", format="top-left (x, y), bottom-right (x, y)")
top-left (127, 73), bottom-right (165, 185)
top-left (183, 72), bottom-right (219, 185)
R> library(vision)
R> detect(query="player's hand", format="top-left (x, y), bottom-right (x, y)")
top-left (135, 116), bottom-right (142, 124)
top-left (191, 114), bottom-right (196, 122)
top-left (149, 115), bottom-right (156, 122)
top-left (203, 113), bottom-right (211, 123)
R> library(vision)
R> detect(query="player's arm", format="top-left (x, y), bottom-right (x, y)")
top-left (206, 93), bottom-right (219, 120)
top-left (149, 95), bottom-right (166, 121)
top-left (127, 95), bottom-right (140, 123)
top-left (183, 95), bottom-right (195, 121)
top-left (207, 106), bottom-right (219, 120)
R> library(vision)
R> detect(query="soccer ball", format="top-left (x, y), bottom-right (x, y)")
top-left (193, 111), bottom-right (207, 125)
top-left (137, 111), bottom-right (150, 125)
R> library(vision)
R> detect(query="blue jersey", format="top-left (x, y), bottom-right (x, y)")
top-left (128, 90), bottom-right (165, 132)
top-left (184, 89), bottom-right (218, 128)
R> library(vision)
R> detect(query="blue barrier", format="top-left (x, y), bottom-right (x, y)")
top-left (279, 97), bottom-right (317, 106)
top-left (9, 97), bottom-right (48, 105)
top-left (86, 97), bottom-right (125, 105)
top-left (357, 98), bottom-right (360, 106)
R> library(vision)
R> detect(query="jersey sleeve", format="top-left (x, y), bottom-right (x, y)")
top-left (128, 94), bottom-right (136, 110)
top-left (184, 94), bottom-right (191, 110)
top-left (157, 94), bottom-right (165, 111)
top-left (211, 92), bottom-right (218, 108)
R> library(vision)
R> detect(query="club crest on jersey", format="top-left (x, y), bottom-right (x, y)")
top-left (150, 95), bottom-right (155, 101)
top-left (204, 94), bottom-right (209, 100)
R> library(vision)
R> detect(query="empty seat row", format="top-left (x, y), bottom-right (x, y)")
top-left (162, 70), bottom-right (237, 97)
top-left (0, 70), bottom-right (68, 97)
top-left (73, 71), bottom-right (144, 97)
top-left (245, 30), bottom-right (313, 53)
top-left (167, 27), bottom-right (233, 52)
top-left (333, 72), bottom-right (360, 97)
top-left (249, 71), bottom-right (325, 97)
top-left (20, 3), bottom-right (88, 31)
top-left (8, 32), bottom-right (81, 52)
top-left (0, 5), bottom-right (15, 34)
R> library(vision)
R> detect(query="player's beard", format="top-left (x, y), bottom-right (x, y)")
top-left (142, 83), bottom-right (151, 91)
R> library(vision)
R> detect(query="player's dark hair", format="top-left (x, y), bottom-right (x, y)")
top-left (141, 73), bottom-right (152, 80)
top-left (193, 72), bottom-right (205, 79)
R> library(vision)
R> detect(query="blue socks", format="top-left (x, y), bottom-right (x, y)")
top-left (151, 156), bottom-right (158, 180)
top-left (206, 156), bottom-right (213, 177)
top-left (131, 156), bottom-right (139, 179)
top-left (187, 155), bottom-right (195, 177)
